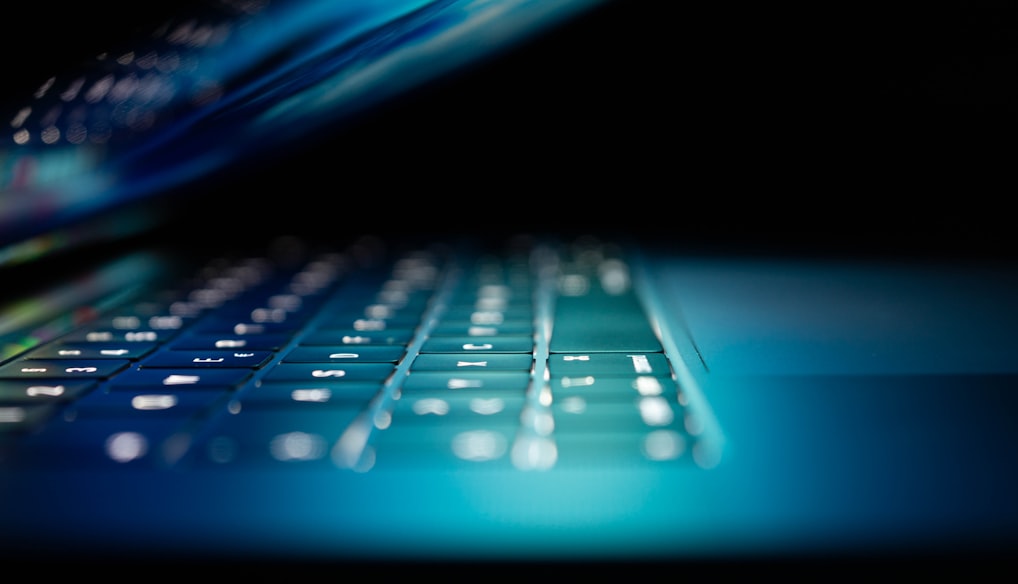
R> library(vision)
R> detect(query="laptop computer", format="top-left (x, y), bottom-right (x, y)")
top-left (2, 0), bottom-right (1016, 568)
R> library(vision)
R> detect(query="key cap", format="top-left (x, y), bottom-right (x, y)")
top-left (439, 306), bottom-right (533, 323)
top-left (410, 353), bottom-right (533, 372)
top-left (420, 336), bottom-right (534, 353)
top-left (261, 363), bottom-right (396, 383)
top-left (140, 350), bottom-right (273, 368)
top-left (187, 409), bottom-right (363, 468)
top-left (235, 381), bottom-right (382, 407)
top-left (429, 321), bottom-right (533, 336)
top-left (369, 424), bottom-right (518, 470)
top-left (300, 329), bottom-right (414, 346)
top-left (550, 374), bottom-right (679, 401)
top-left (551, 396), bottom-right (686, 432)
top-left (316, 313), bottom-right (423, 331)
top-left (0, 404), bottom-right (59, 434)
top-left (107, 368), bottom-right (252, 390)
top-left (187, 318), bottom-right (302, 336)
top-left (0, 379), bottom-right (97, 403)
top-left (168, 333), bottom-right (293, 351)
top-left (69, 389), bottom-right (229, 416)
top-left (60, 329), bottom-right (174, 344)
top-left (0, 359), bottom-right (130, 379)
top-left (24, 343), bottom-right (158, 360)
top-left (8, 417), bottom-right (189, 469)
top-left (388, 393), bottom-right (525, 426)
top-left (550, 291), bottom-right (662, 353)
top-left (281, 345), bottom-right (405, 363)
top-left (547, 353), bottom-right (670, 377)
top-left (400, 371), bottom-right (531, 393)
top-left (552, 430), bottom-right (695, 468)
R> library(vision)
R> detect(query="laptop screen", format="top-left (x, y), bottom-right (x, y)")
top-left (0, 0), bottom-right (607, 255)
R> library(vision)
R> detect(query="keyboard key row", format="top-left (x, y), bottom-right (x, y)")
top-left (1, 236), bottom-right (706, 473)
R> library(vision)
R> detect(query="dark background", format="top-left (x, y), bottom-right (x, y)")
top-left (3, 1), bottom-right (1015, 257)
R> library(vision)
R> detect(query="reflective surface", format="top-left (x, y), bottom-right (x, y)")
top-left (2, 0), bottom-right (605, 247)
top-left (3, 238), bottom-right (1018, 564)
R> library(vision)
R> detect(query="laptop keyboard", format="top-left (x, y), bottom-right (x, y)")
top-left (0, 235), bottom-right (709, 472)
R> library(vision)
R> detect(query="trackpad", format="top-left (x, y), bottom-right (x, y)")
top-left (653, 257), bottom-right (1018, 375)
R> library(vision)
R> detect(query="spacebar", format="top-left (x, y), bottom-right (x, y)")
top-left (549, 290), bottom-right (663, 353)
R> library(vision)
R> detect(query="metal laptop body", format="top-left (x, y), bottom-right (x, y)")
top-left (1, 0), bottom-right (1016, 566)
